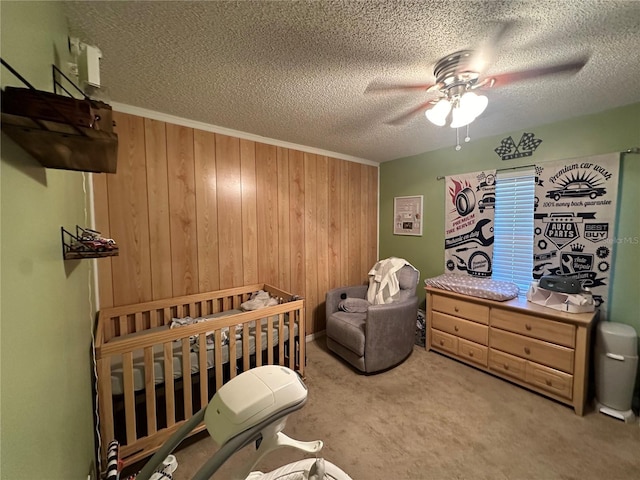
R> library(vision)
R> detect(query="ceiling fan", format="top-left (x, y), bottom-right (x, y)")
top-left (367, 25), bottom-right (589, 148)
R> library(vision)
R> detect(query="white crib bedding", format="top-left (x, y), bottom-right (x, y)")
top-left (424, 273), bottom-right (519, 301)
top-left (109, 314), bottom-right (297, 395)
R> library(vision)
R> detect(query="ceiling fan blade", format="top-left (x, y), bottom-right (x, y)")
top-left (385, 100), bottom-right (437, 126)
top-left (365, 81), bottom-right (437, 94)
top-left (486, 56), bottom-right (589, 88)
top-left (460, 21), bottom-right (515, 75)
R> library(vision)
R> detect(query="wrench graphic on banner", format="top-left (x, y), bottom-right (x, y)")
top-left (445, 218), bottom-right (494, 250)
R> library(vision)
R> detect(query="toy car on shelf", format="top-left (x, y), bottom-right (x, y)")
top-left (71, 228), bottom-right (118, 253)
top-left (61, 225), bottom-right (119, 260)
top-left (72, 239), bottom-right (118, 252)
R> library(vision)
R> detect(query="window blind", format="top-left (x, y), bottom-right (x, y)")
top-left (492, 168), bottom-right (535, 296)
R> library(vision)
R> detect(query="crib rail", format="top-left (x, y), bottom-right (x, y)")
top-left (95, 284), bottom-right (305, 469)
top-left (96, 283), bottom-right (273, 343)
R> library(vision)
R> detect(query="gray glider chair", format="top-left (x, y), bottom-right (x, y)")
top-left (325, 265), bottom-right (419, 373)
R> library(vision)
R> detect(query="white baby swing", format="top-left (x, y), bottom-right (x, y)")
top-left (134, 365), bottom-right (352, 480)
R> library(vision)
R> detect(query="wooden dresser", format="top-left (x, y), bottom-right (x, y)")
top-left (425, 287), bottom-right (598, 415)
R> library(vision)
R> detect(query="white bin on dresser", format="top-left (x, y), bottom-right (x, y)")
top-left (595, 321), bottom-right (638, 423)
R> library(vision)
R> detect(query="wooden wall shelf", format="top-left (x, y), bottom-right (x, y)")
top-left (63, 250), bottom-right (119, 260)
top-left (0, 59), bottom-right (118, 173)
top-left (61, 226), bottom-right (119, 260)
top-left (1, 112), bottom-right (118, 173)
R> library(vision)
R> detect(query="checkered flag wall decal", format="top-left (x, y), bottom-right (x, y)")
top-left (520, 132), bottom-right (542, 152)
top-left (494, 136), bottom-right (517, 159)
top-left (495, 132), bottom-right (542, 160)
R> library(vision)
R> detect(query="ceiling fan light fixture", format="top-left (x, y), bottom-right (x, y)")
top-left (449, 92), bottom-right (488, 128)
top-left (425, 98), bottom-right (452, 126)
top-left (450, 105), bottom-right (473, 129)
top-left (462, 91), bottom-right (488, 118)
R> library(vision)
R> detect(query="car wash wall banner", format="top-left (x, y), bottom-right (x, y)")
top-left (534, 153), bottom-right (620, 315)
top-left (444, 170), bottom-right (496, 277)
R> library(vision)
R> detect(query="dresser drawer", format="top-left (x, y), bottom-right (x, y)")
top-left (431, 329), bottom-right (458, 355)
top-left (459, 338), bottom-right (488, 367)
top-left (489, 349), bottom-right (527, 381)
top-left (492, 309), bottom-right (575, 348)
top-left (526, 362), bottom-right (573, 400)
top-left (491, 328), bottom-right (575, 373)
top-left (432, 295), bottom-right (489, 324)
top-left (432, 311), bottom-right (489, 345)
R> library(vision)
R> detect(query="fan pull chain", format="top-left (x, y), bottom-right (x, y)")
top-left (455, 125), bottom-right (472, 151)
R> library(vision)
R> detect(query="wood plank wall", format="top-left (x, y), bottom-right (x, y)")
top-left (93, 112), bottom-right (378, 334)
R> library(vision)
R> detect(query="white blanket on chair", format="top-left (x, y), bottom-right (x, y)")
top-left (367, 257), bottom-right (414, 305)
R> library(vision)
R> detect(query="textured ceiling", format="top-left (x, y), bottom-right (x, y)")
top-left (63, 1), bottom-right (640, 163)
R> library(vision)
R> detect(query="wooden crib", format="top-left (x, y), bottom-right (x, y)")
top-left (94, 284), bottom-right (305, 468)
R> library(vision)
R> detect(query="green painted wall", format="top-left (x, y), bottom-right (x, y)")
top-left (1, 2), bottom-right (97, 479)
top-left (380, 103), bottom-right (640, 333)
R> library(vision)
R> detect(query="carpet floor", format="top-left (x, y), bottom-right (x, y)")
top-left (169, 338), bottom-right (639, 479)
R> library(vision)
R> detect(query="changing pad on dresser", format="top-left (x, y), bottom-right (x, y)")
top-left (424, 273), bottom-right (519, 301)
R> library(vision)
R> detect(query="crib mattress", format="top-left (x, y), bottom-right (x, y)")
top-left (109, 316), bottom-right (297, 395)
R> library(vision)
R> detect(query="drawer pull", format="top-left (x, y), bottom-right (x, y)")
top-left (469, 351), bottom-right (474, 357)
top-left (454, 325), bottom-right (459, 332)
top-left (439, 340), bottom-right (444, 346)
top-left (454, 306), bottom-right (459, 312)
top-left (545, 379), bottom-right (552, 386)
top-left (524, 347), bottom-right (531, 355)
top-left (504, 364), bottom-right (509, 370)
top-left (606, 353), bottom-right (625, 361)
top-left (525, 324), bottom-right (532, 331)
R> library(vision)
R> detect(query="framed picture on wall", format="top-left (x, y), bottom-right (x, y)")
top-left (394, 195), bottom-right (423, 236)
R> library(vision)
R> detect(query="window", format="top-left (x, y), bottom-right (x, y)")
top-left (492, 168), bottom-right (535, 296)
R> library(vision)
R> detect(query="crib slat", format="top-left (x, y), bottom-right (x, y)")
top-left (164, 342), bottom-right (175, 427)
top-left (214, 330), bottom-right (223, 390)
top-left (198, 335), bottom-right (208, 409)
top-left (255, 320), bottom-right (262, 367)
top-left (288, 312), bottom-right (295, 369)
top-left (298, 308), bottom-right (305, 376)
top-left (162, 307), bottom-right (172, 326)
top-left (122, 352), bottom-right (137, 444)
top-left (144, 346), bottom-right (157, 435)
top-left (105, 317), bottom-right (115, 342)
top-left (242, 323), bottom-right (250, 372)
top-left (229, 328), bottom-right (237, 380)
top-left (195, 301), bottom-right (204, 318)
top-left (97, 356), bottom-right (114, 464)
top-left (150, 309), bottom-right (159, 329)
top-left (135, 312), bottom-right (143, 332)
top-left (278, 315), bottom-right (285, 366)
top-left (182, 339), bottom-right (193, 418)
top-left (119, 315), bottom-right (127, 337)
top-left (267, 316), bottom-right (274, 364)
top-left (213, 298), bottom-right (221, 314)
